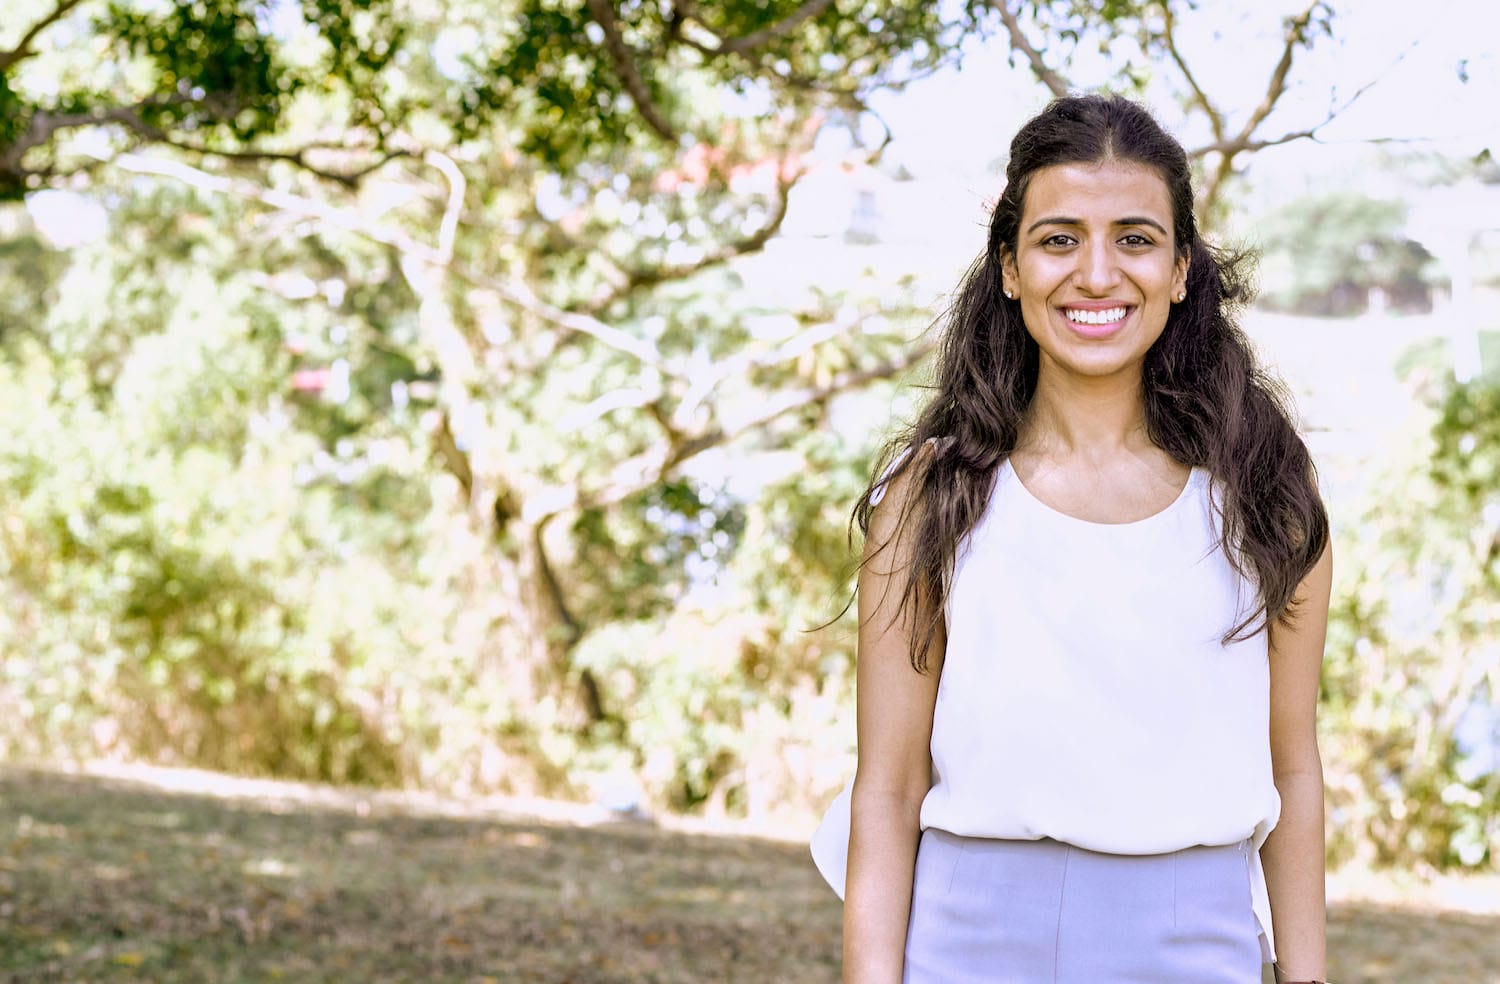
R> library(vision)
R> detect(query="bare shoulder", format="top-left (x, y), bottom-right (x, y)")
top-left (1273, 539), bottom-right (1334, 646)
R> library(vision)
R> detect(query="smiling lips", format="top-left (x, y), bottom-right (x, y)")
top-left (1062, 304), bottom-right (1132, 338)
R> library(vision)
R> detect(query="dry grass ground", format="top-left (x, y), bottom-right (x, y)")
top-left (2, 765), bottom-right (1497, 983)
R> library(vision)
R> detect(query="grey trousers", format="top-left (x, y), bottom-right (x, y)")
top-left (902, 829), bottom-right (1262, 984)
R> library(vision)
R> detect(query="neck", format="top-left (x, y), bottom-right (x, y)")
top-left (1018, 362), bottom-right (1152, 461)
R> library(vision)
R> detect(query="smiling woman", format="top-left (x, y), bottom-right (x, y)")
top-left (1002, 161), bottom-right (1188, 385)
top-left (1000, 158), bottom-right (1193, 524)
top-left (816, 96), bottom-right (1334, 984)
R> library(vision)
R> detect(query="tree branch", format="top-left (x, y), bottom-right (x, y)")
top-left (1233, 0), bottom-right (1324, 148)
top-left (424, 149), bottom-right (465, 264)
top-left (683, 0), bottom-right (839, 56)
top-left (530, 517), bottom-right (606, 724)
top-left (523, 337), bottom-right (936, 523)
top-left (432, 409), bottom-right (475, 497)
top-left (671, 310), bottom-right (874, 431)
top-left (557, 384), bottom-right (664, 432)
top-left (1189, 28), bottom-right (1405, 209)
top-left (1189, 128), bottom-right (1320, 159)
top-left (532, 518), bottom-right (584, 646)
top-left (1160, 2), bottom-right (1222, 145)
top-left (581, 156), bottom-right (799, 314)
top-left (0, 91), bottom-right (404, 191)
top-left (1189, 2), bottom-right (1322, 218)
top-left (0, 0), bottom-right (87, 73)
top-left (988, 0), bottom-right (1071, 98)
top-left (468, 267), bottom-right (663, 365)
top-left (717, 339), bottom-right (934, 436)
top-left (0, 98), bottom-right (185, 176)
top-left (160, 139), bottom-right (412, 189)
top-left (103, 149), bottom-right (666, 368)
top-left (584, 0), bottom-right (679, 143)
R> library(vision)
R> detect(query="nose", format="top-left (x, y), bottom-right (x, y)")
top-left (1077, 239), bottom-right (1121, 294)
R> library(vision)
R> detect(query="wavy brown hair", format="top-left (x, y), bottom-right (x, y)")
top-left (855, 94), bottom-right (1329, 670)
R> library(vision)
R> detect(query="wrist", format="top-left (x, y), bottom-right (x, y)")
top-left (1274, 958), bottom-right (1330, 983)
top-left (1275, 969), bottom-right (1331, 984)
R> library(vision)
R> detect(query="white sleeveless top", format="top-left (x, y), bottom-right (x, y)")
top-left (811, 454), bottom-right (1281, 961)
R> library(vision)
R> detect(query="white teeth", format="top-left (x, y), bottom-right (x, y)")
top-left (1065, 306), bottom-right (1127, 325)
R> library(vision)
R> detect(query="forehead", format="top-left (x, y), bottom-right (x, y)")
top-left (1020, 161), bottom-right (1174, 228)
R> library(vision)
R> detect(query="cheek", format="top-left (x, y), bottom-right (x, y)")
top-left (1141, 261), bottom-right (1181, 296)
top-left (1018, 255), bottom-right (1063, 289)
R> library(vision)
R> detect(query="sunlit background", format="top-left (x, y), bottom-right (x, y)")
top-left (1, 0), bottom-right (1498, 980)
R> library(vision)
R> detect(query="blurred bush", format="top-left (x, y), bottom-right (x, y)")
top-left (1257, 191), bottom-right (1440, 317)
top-left (1323, 374), bottom-right (1500, 869)
top-left (0, 181), bottom-right (883, 816)
top-left (0, 191), bottom-right (503, 790)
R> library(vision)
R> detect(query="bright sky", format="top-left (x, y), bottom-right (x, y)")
top-left (870, 0), bottom-right (1500, 196)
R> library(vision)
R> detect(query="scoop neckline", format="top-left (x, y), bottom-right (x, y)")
top-left (1001, 458), bottom-right (1203, 529)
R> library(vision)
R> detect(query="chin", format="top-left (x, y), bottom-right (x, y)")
top-left (1050, 352), bottom-right (1148, 380)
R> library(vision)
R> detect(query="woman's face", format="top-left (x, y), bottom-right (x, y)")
top-left (1001, 160), bottom-right (1189, 384)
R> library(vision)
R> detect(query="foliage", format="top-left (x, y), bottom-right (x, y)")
top-left (0, 211), bottom-right (416, 785)
top-left (0, 0), bottom-right (405, 199)
top-left (1323, 373), bottom-right (1500, 869)
top-left (487, 0), bottom-right (959, 169)
top-left (563, 423), bottom-right (885, 816)
top-left (0, 215), bottom-right (68, 347)
top-left (0, 0), bottom-right (1493, 878)
top-left (0, 181), bottom-right (579, 792)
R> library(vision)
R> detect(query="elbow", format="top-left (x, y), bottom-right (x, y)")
top-left (1272, 746), bottom-right (1325, 788)
top-left (1272, 766), bottom-right (1325, 819)
top-left (1272, 764), bottom-right (1324, 789)
top-left (850, 770), bottom-right (930, 821)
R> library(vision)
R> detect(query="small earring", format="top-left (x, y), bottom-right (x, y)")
top-left (1174, 292), bottom-right (1185, 302)
top-left (1004, 289), bottom-right (1015, 299)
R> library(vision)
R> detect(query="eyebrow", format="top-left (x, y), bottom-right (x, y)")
top-left (1026, 215), bottom-right (1170, 236)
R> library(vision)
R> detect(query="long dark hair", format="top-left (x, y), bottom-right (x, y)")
top-left (856, 94), bottom-right (1328, 670)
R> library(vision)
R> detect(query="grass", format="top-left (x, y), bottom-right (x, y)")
top-left (2, 764), bottom-right (1498, 983)
top-left (0, 765), bottom-right (838, 983)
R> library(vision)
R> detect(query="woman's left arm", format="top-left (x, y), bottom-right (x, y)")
top-left (1261, 541), bottom-right (1334, 982)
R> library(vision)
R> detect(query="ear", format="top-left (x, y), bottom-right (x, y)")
top-left (1172, 252), bottom-right (1190, 300)
top-left (1000, 248), bottom-right (1019, 299)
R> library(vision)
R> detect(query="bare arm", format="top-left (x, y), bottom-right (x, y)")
top-left (842, 459), bottom-right (944, 984)
top-left (1261, 541), bottom-right (1333, 982)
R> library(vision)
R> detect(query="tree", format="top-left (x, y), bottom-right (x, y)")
top-left (0, 1), bottom-right (1432, 814)
top-left (0, 0), bottom-right (409, 200)
top-left (1256, 191), bottom-right (1438, 316)
top-left (0, 0), bottom-right (965, 801)
top-left (980, 0), bottom-right (1394, 220)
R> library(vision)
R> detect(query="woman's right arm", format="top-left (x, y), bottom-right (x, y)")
top-left (843, 462), bottom-right (945, 984)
